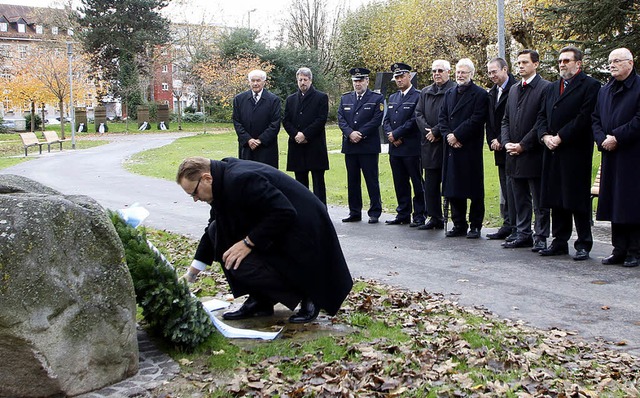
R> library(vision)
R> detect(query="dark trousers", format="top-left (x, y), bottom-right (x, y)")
top-left (423, 167), bottom-right (443, 222)
top-left (550, 207), bottom-right (593, 251)
top-left (345, 154), bottom-right (382, 218)
top-left (611, 223), bottom-right (640, 258)
top-left (509, 176), bottom-right (550, 240)
top-left (498, 165), bottom-right (514, 229)
top-left (295, 170), bottom-right (326, 205)
top-left (389, 155), bottom-right (425, 222)
top-left (448, 197), bottom-right (484, 230)
top-left (226, 252), bottom-right (302, 311)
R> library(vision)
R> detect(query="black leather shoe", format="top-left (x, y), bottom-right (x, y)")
top-left (222, 297), bottom-right (274, 320)
top-left (573, 249), bottom-right (590, 261)
top-left (466, 228), bottom-right (481, 239)
top-left (368, 216), bottom-right (379, 224)
top-left (418, 219), bottom-right (444, 230)
top-left (486, 227), bottom-right (512, 240)
top-left (289, 298), bottom-right (320, 323)
top-left (622, 256), bottom-right (639, 267)
top-left (531, 239), bottom-right (547, 252)
top-left (342, 215), bottom-right (361, 222)
top-left (503, 237), bottom-right (533, 248)
top-left (602, 254), bottom-right (625, 265)
top-left (446, 226), bottom-right (467, 237)
top-left (409, 220), bottom-right (425, 228)
top-left (385, 218), bottom-right (410, 225)
top-left (504, 232), bottom-right (518, 243)
top-left (539, 244), bottom-right (569, 256)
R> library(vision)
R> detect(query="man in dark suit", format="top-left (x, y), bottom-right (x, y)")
top-left (283, 67), bottom-right (329, 204)
top-left (592, 47), bottom-right (640, 267)
top-left (383, 62), bottom-right (425, 227)
top-left (501, 49), bottom-right (550, 251)
top-left (485, 57), bottom-right (517, 240)
top-left (177, 157), bottom-right (353, 323)
top-left (536, 46), bottom-right (601, 261)
top-left (439, 58), bottom-right (488, 238)
top-left (232, 69), bottom-right (281, 168)
top-left (338, 68), bottom-right (384, 224)
top-left (415, 59), bottom-right (456, 230)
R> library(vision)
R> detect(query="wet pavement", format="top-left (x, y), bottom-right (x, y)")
top-left (2, 132), bottom-right (639, 395)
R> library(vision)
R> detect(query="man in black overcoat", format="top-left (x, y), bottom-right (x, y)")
top-left (383, 62), bottom-right (426, 227)
top-left (232, 69), bottom-right (281, 168)
top-left (592, 47), bottom-right (640, 267)
top-left (284, 67), bottom-right (329, 204)
top-left (485, 57), bottom-right (517, 240)
top-left (338, 68), bottom-right (384, 223)
top-left (439, 58), bottom-right (488, 238)
top-left (415, 59), bottom-right (456, 230)
top-left (501, 49), bottom-right (551, 251)
top-left (177, 157), bottom-right (353, 323)
top-left (535, 46), bottom-right (601, 261)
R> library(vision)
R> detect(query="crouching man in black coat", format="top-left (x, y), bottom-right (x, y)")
top-left (177, 157), bottom-right (353, 323)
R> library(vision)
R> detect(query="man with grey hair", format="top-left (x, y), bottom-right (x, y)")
top-left (232, 69), bottom-right (281, 168)
top-left (592, 47), bottom-right (640, 267)
top-left (415, 59), bottom-right (456, 230)
top-left (438, 58), bottom-right (488, 238)
top-left (283, 67), bottom-right (329, 204)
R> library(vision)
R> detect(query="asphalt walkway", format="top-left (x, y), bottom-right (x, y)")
top-left (3, 132), bottom-right (638, 359)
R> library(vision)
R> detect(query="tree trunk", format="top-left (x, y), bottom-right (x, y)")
top-left (41, 103), bottom-right (45, 132)
top-left (30, 101), bottom-right (35, 132)
top-left (59, 100), bottom-right (66, 139)
top-left (177, 97), bottom-right (182, 131)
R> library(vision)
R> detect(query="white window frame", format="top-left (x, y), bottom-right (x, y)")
top-left (17, 23), bottom-right (26, 33)
top-left (161, 83), bottom-right (169, 91)
top-left (52, 26), bottom-right (58, 34)
top-left (35, 25), bottom-right (43, 34)
top-left (162, 64), bottom-right (168, 73)
top-left (0, 23), bottom-right (7, 32)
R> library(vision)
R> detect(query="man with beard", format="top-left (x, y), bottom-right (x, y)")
top-left (535, 46), bottom-right (600, 261)
top-left (415, 59), bottom-right (456, 230)
top-left (438, 58), bottom-right (488, 238)
top-left (283, 67), bottom-right (329, 204)
top-left (177, 156), bottom-right (353, 323)
top-left (592, 48), bottom-right (640, 267)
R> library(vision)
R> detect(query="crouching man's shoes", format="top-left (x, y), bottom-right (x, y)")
top-left (289, 298), bottom-right (320, 323)
top-left (222, 296), bottom-right (274, 320)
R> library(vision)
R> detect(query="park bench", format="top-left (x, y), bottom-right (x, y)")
top-left (42, 130), bottom-right (70, 152)
top-left (590, 164), bottom-right (601, 225)
top-left (18, 132), bottom-right (44, 156)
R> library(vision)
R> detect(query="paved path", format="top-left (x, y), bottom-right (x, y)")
top-left (3, 133), bottom-right (639, 368)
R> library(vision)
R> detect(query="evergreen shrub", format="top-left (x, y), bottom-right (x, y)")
top-left (110, 211), bottom-right (215, 351)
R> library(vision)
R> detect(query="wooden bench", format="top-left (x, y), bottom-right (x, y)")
top-left (42, 130), bottom-right (71, 152)
top-left (18, 132), bottom-right (44, 156)
top-left (590, 164), bottom-right (601, 225)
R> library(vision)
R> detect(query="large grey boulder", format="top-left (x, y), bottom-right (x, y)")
top-left (0, 174), bottom-right (138, 397)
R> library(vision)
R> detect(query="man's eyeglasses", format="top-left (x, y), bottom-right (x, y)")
top-left (557, 59), bottom-right (575, 65)
top-left (432, 69), bottom-right (445, 73)
top-left (609, 58), bottom-right (631, 65)
top-left (189, 176), bottom-right (203, 197)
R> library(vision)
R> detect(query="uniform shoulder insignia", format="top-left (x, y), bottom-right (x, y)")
top-left (342, 91), bottom-right (352, 96)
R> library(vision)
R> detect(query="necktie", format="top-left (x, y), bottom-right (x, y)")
top-left (522, 81), bottom-right (527, 87)
top-left (254, 93), bottom-right (259, 104)
top-left (497, 86), bottom-right (503, 102)
top-left (357, 94), bottom-right (362, 102)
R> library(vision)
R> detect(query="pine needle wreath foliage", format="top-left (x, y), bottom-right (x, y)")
top-left (109, 211), bottom-right (215, 351)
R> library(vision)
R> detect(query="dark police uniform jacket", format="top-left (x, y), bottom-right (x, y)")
top-left (338, 89), bottom-right (384, 154)
top-left (194, 158), bottom-right (353, 315)
top-left (232, 89), bottom-right (281, 168)
top-left (283, 85), bottom-right (329, 172)
top-left (383, 86), bottom-right (421, 157)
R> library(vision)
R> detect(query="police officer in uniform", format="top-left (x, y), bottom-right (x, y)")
top-left (384, 62), bottom-right (426, 226)
top-left (338, 68), bottom-right (384, 223)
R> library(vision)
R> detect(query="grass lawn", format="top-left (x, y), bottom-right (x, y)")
top-left (126, 124), bottom-right (509, 226)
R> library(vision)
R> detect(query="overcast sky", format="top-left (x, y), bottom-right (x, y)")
top-left (1, 0), bottom-right (373, 43)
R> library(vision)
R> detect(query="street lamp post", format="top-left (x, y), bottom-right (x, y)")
top-left (67, 42), bottom-right (76, 149)
top-left (497, 0), bottom-right (505, 59)
top-left (247, 8), bottom-right (256, 29)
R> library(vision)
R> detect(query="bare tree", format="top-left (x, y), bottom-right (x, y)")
top-left (283, 0), bottom-right (344, 74)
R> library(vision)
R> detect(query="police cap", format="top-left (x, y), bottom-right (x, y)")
top-left (349, 67), bottom-right (370, 80)
top-left (391, 62), bottom-right (412, 77)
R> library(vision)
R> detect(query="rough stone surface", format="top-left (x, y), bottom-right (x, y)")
top-left (0, 174), bottom-right (138, 398)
